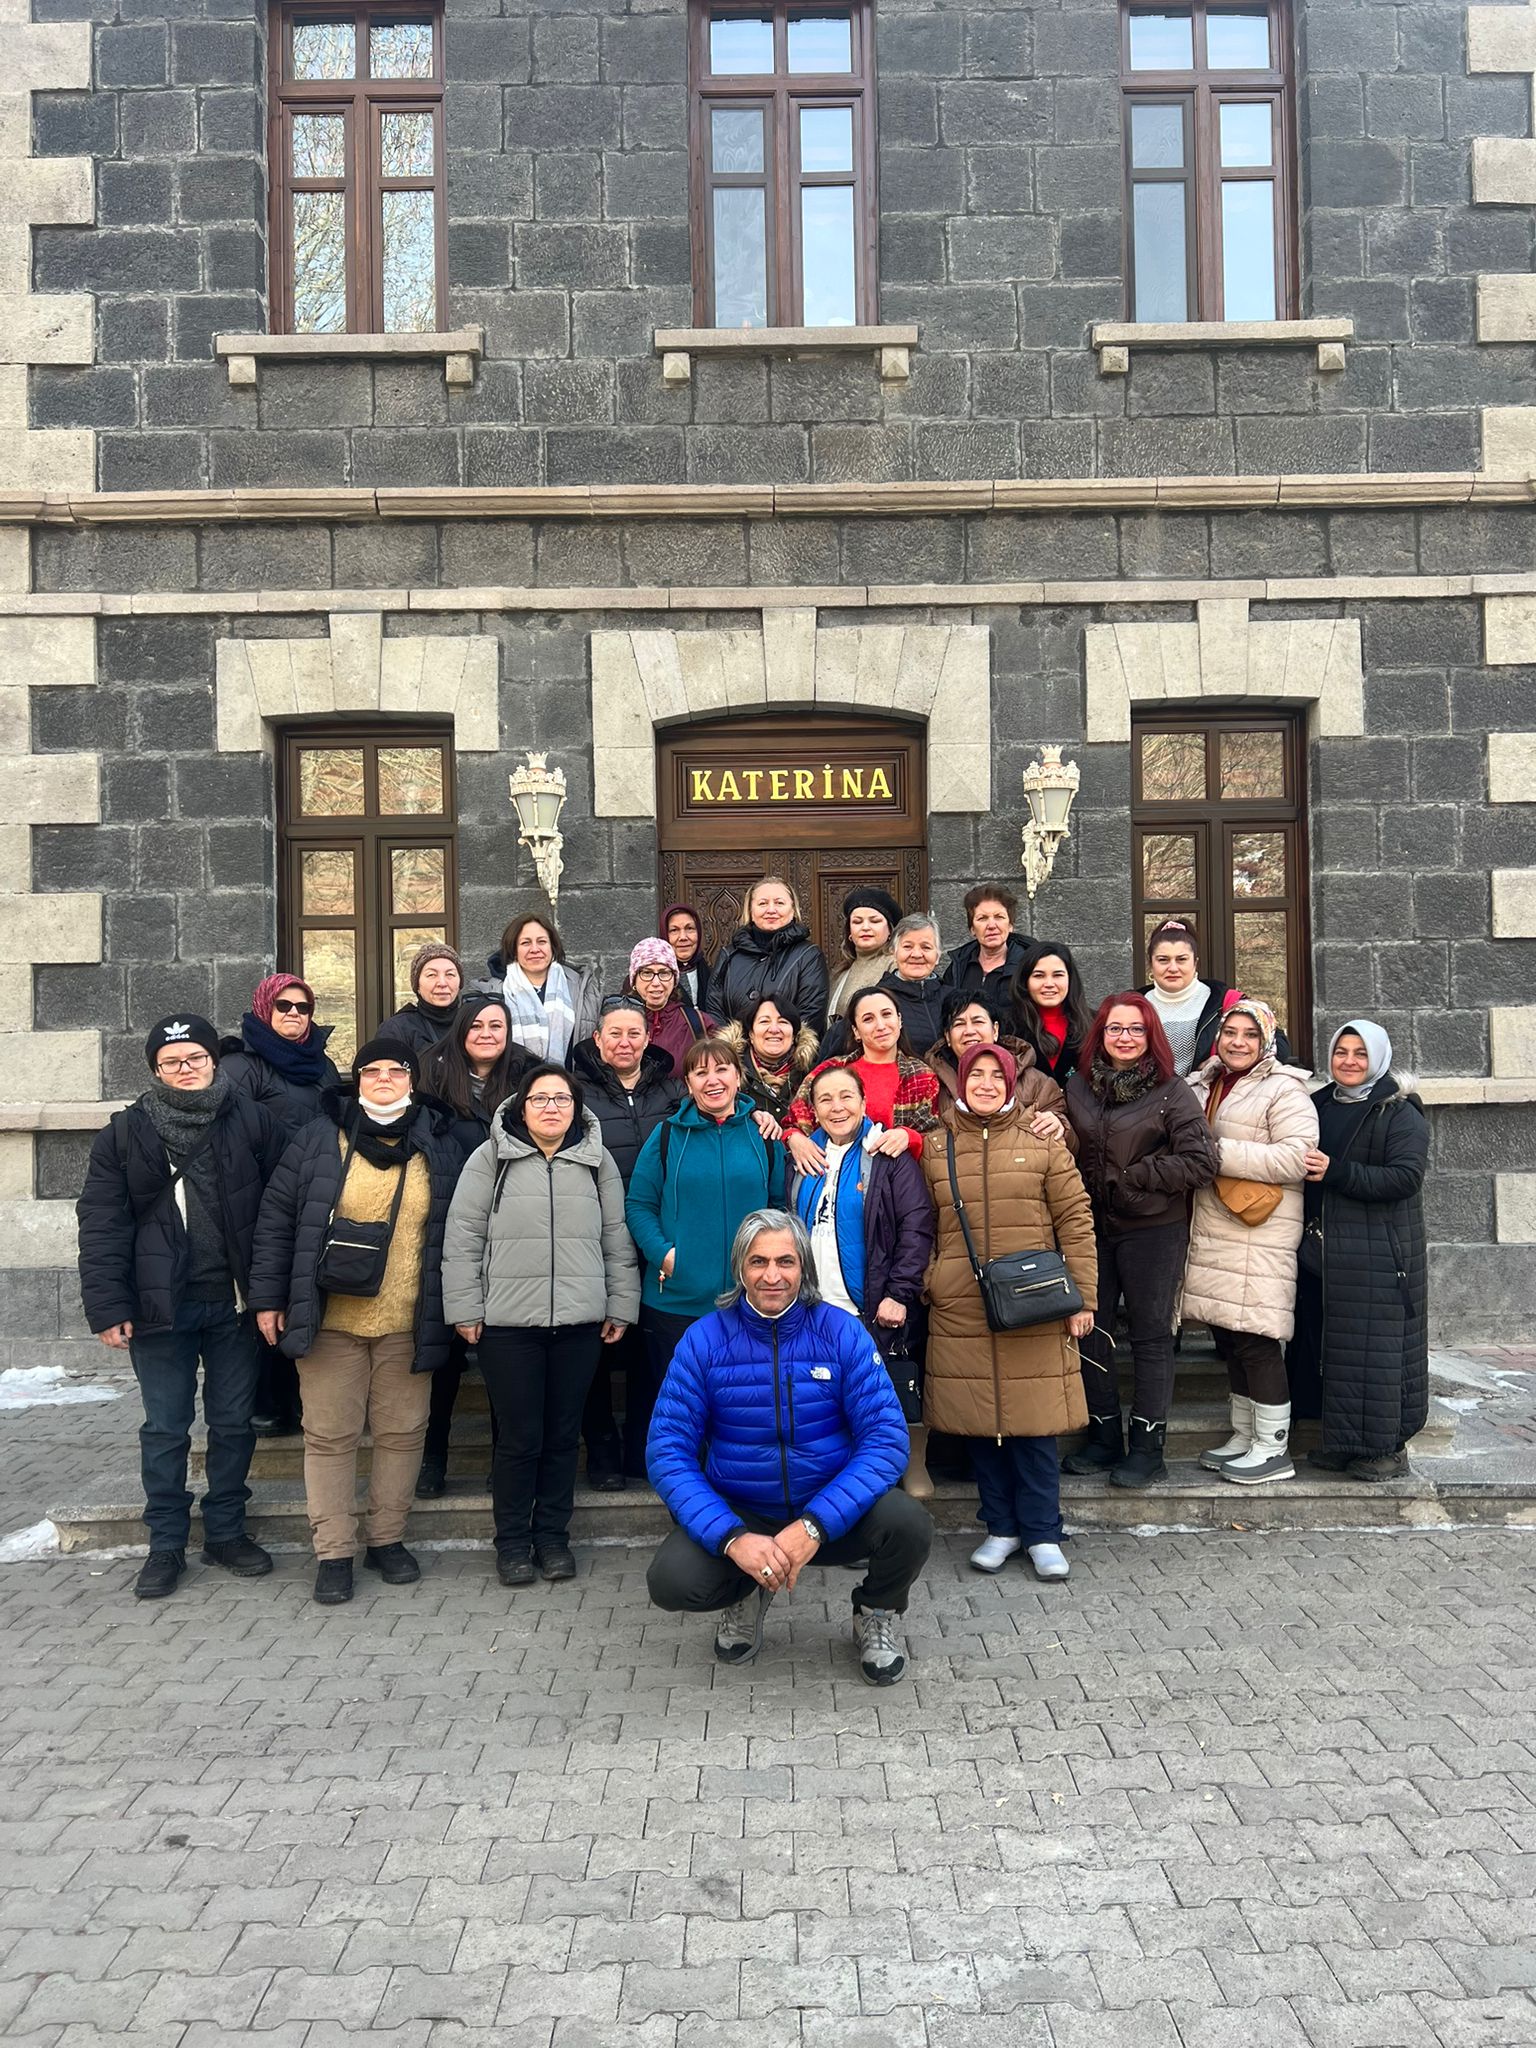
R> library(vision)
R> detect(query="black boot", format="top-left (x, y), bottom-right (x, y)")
top-left (1062, 1412), bottom-right (1123, 1476)
top-left (314, 1558), bottom-right (354, 1605)
top-left (1111, 1417), bottom-right (1167, 1490)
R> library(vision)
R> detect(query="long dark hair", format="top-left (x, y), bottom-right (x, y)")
top-left (1079, 992), bottom-right (1176, 1086)
top-left (1010, 939), bottom-right (1093, 1065)
top-left (424, 996), bottom-right (529, 1120)
top-left (848, 983), bottom-right (917, 1060)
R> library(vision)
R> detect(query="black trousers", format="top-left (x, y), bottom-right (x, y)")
top-left (478, 1323), bottom-right (603, 1552)
top-left (1078, 1220), bottom-right (1188, 1425)
top-left (647, 1489), bottom-right (933, 1617)
top-left (254, 1338), bottom-right (300, 1426)
top-left (635, 1304), bottom-right (697, 1467)
top-left (581, 1323), bottom-right (649, 1481)
top-left (1210, 1324), bottom-right (1289, 1405)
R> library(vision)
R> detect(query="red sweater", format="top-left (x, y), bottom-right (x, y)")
top-left (787, 1053), bottom-right (941, 1156)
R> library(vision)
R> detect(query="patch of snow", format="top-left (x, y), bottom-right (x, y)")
top-left (0, 1366), bottom-right (118, 1411)
top-left (0, 1520), bottom-right (61, 1561)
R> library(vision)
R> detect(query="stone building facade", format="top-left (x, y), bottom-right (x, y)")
top-left (3, 0), bottom-right (1536, 1357)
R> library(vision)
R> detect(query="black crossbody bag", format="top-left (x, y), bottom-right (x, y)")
top-left (316, 1128), bottom-right (409, 1298)
top-left (945, 1131), bottom-right (1083, 1334)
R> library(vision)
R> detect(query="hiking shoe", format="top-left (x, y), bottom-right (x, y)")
top-left (201, 1536), bottom-right (273, 1577)
top-left (363, 1542), bottom-right (421, 1585)
top-left (134, 1550), bottom-right (185, 1601)
top-left (1347, 1448), bottom-right (1410, 1483)
top-left (714, 1586), bottom-right (771, 1666)
top-left (313, 1558), bottom-right (353, 1605)
top-left (536, 1541), bottom-right (576, 1581)
top-left (853, 1606), bottom-right (907, 1686)
top-left (497, 1550), bottom-right (535, 1587)
top-left (1306, 1447), bottom-right (1354, 1472)
top-left (969, 1534), bottom-right (1022, 1574)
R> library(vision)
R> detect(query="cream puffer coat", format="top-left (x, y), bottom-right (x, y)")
top-left (1182, 1055), bottom-right (1319, 1342)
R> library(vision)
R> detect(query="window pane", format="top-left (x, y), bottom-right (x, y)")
top-left (370, 20), bottom-right (433, 77)
top-left (291, 21), bottom-right (355, 79)
top-left (801, 184), bottom-right (856, 326)
top-left (712, 185), bottom-right (768, 327)
top-left (1140, 730), bottom-right (1206, 800)
top-left (392, 845), bottom-right (446, 916)
top-left (712, 106), bottom-right (765, 173)
top-left (1142, 833), bottom-right (1198, 900)
top-left (381, 189), bottom-right (437, 330)
top-left (1128, 11), bottom-right (1193, 68)
top-left (302, 848), bottom-right (355, 916)
top-left (381, 111), bottom-right (434, 178)
top-left (298, 746), bottom-right (365, 816)
top-left (378, 745), bottom-right (445, 815)
top-left (1222, 180), bottom-right (1276, 318)
top-left (393, 925), bottom-right (446, 1009)
top-left (303, 928), bottom-right (358, 1065)
top-left (1232, 832), bottom-right (1287, 899)
top-left (1131, 103), bottom-right (1184, 169)
top-left (1220, 729), bottom-right (1285, 798)
top-left (800, 104), bottom-right (853, 173)
top-left (292, 191), bottom-right (348, 332)
top-left (710, 16), bottom-right (773, 72)
top-left (1207, 10), bottom-right (1271, 68)
top-left (1220, 102), bottom-right (1272, 168)
top-left (1132, 182), bottom-right (1188, 321)
top-left (292, 114), bottom-right (345, 182)
top-left (788, 15), bottom-right (853, 72)
top-left (1232, 911), bottom-right (1290, 1030)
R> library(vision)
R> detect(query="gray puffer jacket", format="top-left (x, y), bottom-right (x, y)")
top-left (441, 1103), bottom-right (640, 1331)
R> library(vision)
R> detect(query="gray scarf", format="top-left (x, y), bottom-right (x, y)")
top-left (144, 1068), bottom-right (230, 1158)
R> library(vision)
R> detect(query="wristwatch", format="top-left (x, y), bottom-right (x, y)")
top-left (800, 1516), bottom-right (824, 1545)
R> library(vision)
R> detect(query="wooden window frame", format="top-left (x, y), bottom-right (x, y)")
top-left (1120, 0), bottom-right (1297, 323)
top-left (689, 1), bottom-right (879, 329)
top-left (1131, 709), bottom-right (1312, 1057)
top-left (269, 1), bottom-right (446, 336)
top-left (277, 722), bottom-right (459, 1054)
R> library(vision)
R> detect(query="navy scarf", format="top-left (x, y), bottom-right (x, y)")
top-left (241, 1010), bottom-right (334, 1083)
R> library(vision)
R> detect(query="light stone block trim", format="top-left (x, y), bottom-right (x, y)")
top-left (1083, 599), bottom-right (1364, 743)
top-left (0, 1196), bottom-right (78, 1266)
top-left (1494, 1172), bottom-right (1536, 1243)
top-left (215, 613), bottom-right (501, 754)
top-left (1478, 274), bottom-right (1536, 342)
top-left (1488, 732), bottom-right (1536, 802)
top-left (1480, 405), bottom-right (1536, 477)
top-left (1474, 134), bottom-right (1536, 204)
top-left (1483, 592), bottom-right (1536, 662)
top-left (1490, 1006), bottom-right (1536, 1077)
top-left (1469, 2), bottom-right (1536, 405)
top-left (590, 612), bottom-right (990, 817)
top-left (0, 1030), bottom-right (102, 1098)
top-left (1492, 870), bottom-right (1536, 936)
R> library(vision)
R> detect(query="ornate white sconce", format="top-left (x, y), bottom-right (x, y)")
top-left (1020, 744), bottom-right (1081, 900)
top-left (507, 750), bottom-right (568, 907)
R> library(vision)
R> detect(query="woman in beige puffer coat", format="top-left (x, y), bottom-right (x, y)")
top-left (1184, 999), bottom-right (1317, 1488)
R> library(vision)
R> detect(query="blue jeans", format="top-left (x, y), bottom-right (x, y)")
top-left (129, 1297), bottom-right (260, 1548)
top-left (970, 1435), bottom-right (1063, 1546)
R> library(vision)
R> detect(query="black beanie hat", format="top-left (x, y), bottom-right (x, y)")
top-left (842, 887), bottom-right (903, 937)
top-left (145, 1015), bottom-right (220, 1070)
top-left (352, 1035), bottom-right (420, 1083)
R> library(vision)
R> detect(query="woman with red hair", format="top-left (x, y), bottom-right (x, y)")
top-left (1062, 993), bottom-right (1218, 1488)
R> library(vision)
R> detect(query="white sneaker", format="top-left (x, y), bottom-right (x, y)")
top-left (969, 1534), bottom-right (1023, 1574)
top-left (713, 1586), bottom-right (771, 1665)
top-left (1027, 1542), bottom-right (1070, 1581)
top-left (853, 1606), bottom-right (907, 1685)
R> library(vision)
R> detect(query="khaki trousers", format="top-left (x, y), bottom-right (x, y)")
top-left (297, 1330), bottom-right (430, 1559)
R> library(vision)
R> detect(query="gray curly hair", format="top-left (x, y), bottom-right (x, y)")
top-left (716, 1207), bottom-right (822, 1310)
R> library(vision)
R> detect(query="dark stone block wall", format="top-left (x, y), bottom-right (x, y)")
top-left (28, 0), bottom-right (1536, 488)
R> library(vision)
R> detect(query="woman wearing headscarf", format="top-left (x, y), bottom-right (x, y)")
top-left (661, 902), bottom-right (713, 1011)
top-left (710, 875), bottom-right (830, 1038)
top-left (719, 994), bottom-right (820, 1120)
top-left (475, 910), bottom-right (600, 1067)
top-left (1010, 940), bottom-right (1094, 1088)
top-left (1184, 999), bottom-right (1318, 1485)
top-left (382, 943), bottom-right (465, 1062)
top-left (626, 937), bottom-right (718, 1070)
top-left (1287, 1021), bottom-right (1429, 1482)
top-left (922, 1045), bottom-right (1097, 1581)
top-left (828, 886), bottom-right (901, 1021)
top-left (1139, 916), bottom-right (1294, 1077)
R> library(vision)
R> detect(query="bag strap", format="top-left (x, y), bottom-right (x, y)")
top-left (681, 1000), bottom-right (704, 1040)
top-left (944, 1130), bottom-right (985, 1284)
top-left (328, 1122), bottom-right (410, 1236)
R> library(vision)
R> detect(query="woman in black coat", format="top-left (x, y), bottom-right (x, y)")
top-left (710, 874), bottom-right (830, 1038)
top-left (1288, 1019), bottom-right (1429, 1482)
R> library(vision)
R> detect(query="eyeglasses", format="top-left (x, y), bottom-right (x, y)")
top-left (526, 1092), bottom-right (574, 1109)
top-left (359, 1064), bottom-right (411, 1081)
top-left (272, 998), bottom-right (314, 1016)
top-left (156, 1052), bottom-right (211, 1074)
top-left (633, 967), bottom-right (675, 983)
top-left (1105, 1025), bottom-right (1148, 1040)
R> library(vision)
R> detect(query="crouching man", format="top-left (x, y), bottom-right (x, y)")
top-left (645, 1208), bottom-right (932, 1684)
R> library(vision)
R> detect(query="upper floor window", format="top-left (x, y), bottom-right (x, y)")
top-left (1121, 3), bottom-right (1296, 323)
top-left (270, 3), bottom-right (445, 334)
top-left (689, 3), bottom-right (877, 329)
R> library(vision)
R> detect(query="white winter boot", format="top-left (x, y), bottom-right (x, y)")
top-left (1199, 1394), bottom-right (1256, 1473)
top-left (1221, 1402), bottom-right (1295, 1484)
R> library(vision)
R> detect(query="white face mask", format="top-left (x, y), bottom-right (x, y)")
top-left (361, 1093), bottom-right (412, 1125)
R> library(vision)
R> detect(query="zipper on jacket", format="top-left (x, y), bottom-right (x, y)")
top-left (771, 1323), bottom-right (793, 1519)
top-left (981, 1124), bottom-right (1003, 1445)
top-left (546, 1157), bottom-right (556, 1327)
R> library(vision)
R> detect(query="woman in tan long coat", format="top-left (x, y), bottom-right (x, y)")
top-left (922, 1045), bottom-right (1097, 1584)
top-left (1184, 999), bottom-right (1317, 1489)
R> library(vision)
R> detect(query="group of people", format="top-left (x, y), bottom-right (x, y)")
top-left (76, 878), bottom-right (1429, 1689)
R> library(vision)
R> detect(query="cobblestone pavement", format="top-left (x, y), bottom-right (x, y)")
top-left (2, 1525), bottom-right (1535, 2047)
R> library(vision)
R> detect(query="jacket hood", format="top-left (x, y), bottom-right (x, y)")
top-left (570, 1037), bottom-right (675, 1092)
top-left (718, 1017), bottom-right (820, 1075)
top-left (1196, 1052), bottom-right (1313, 1090)
top-left (726, 918), bottom-right (813, 958)
top-left (491, 1100), bottom-right (605, 1165)
top-left (1311, 1071), bottom-right (1418, 1110)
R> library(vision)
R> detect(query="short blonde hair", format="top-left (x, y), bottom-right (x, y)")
top-left (743, 873), bottom-right (803, 923)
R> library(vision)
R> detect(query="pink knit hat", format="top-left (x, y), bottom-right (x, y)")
top-left (251, 972), bottom-right (313, 1027)
top-left (628, 937), bottom-right (678, 978)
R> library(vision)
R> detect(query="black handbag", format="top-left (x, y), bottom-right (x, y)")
top-left (945, 1132), bottom-right (1084, 1335)
top-left (316, 1129), bottom-right (409, 1299)
top-left (877, 1322), bottom-right (923, 1422)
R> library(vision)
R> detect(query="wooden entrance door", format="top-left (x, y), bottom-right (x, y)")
top-left (656, 713), bottom-right (929, 976)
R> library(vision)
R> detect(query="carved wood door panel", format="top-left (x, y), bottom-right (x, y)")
top-left (658, 848), bottom-right (927, 984)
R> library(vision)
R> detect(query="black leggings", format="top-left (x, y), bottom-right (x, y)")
top-left (1078, 1220), bottom-right (1188, 1425)
top-left (1210, 1325), bottom-right (1289, 1405)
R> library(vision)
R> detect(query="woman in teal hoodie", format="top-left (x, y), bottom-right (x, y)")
top-left (626, 1034), bottom-right (786, 1412)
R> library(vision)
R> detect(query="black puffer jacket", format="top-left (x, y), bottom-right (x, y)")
top-left (76, 1091), bottom-right (287, 1335)
top-left (570, 1040), bottom-right (682, 1184)
top-left (710, 920), bottom-right (830, 1037)
top-left (1065, 1064), bottom-right (1219, 1232)
top-left (1290, 1077), bottom-right (1429, 1456)
top-left (220, 1044), bottom-right (341, 1138)
top-left (248, 1093), bottom-right (468, 1372)
top-left (943, 933), bottom-right (1029, 1007)
top-left (379, 1000), bottom-right (460, 1062)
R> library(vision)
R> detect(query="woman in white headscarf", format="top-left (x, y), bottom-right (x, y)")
top-left (1286, 1020), bottom-right (1429, 1482)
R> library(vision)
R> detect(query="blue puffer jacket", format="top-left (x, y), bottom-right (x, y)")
top-left (625, 1096), bottom-right (785, 1318)
top-left (647, 1297), bottom-right (909, 1553)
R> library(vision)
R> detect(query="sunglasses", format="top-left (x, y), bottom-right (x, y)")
top-left (273, 998), bottom-right (314, 1015)
top-left (599, 996), bottom-right (647, 1016)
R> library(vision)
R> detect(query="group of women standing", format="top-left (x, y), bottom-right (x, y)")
top-left (215, 875), bottom-right (1427, 1601)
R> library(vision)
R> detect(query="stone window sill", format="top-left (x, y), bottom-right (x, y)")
top-left (214, 329), bottom-right (484, 389)
top-left (1091, 318), bottom-right (1354, 376)
top-left (653, 325), bottom-right (918, 387)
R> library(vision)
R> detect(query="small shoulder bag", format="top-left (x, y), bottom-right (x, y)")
top-left (945, 1131), bottom-right (1083, 1335)
top-left (316, 1128), bottom-right (409, 1298)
